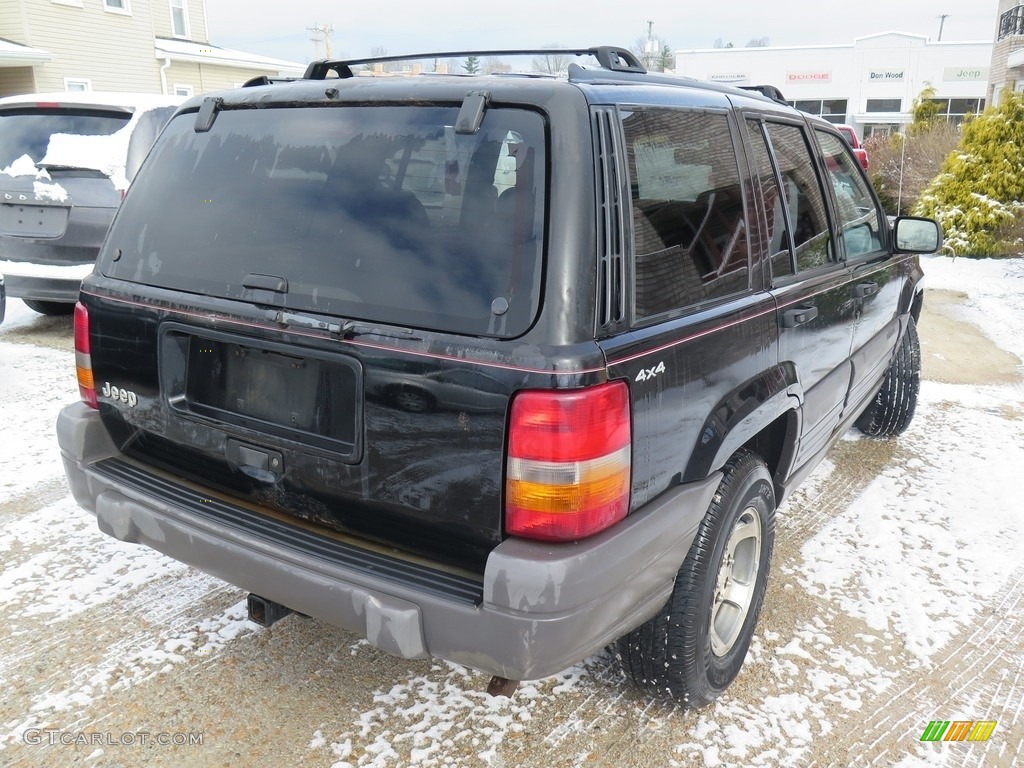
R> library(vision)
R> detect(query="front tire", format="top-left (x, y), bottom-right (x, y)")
top-left (618, 450), bottom-right (776, 707)
top-left (855, 317), bottom-right (921, 437)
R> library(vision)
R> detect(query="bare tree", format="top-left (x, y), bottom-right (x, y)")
top-left (531, 45), bottom-right (572, 76)
top-left (745, 36), bottom-right (770, 48)
top-left (483, 57), bottom-right (511, 74)
top-left (364, 46), bottom-right (405, 73)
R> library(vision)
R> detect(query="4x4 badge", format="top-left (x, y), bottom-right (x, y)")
top-left (635, 361), bottom-right (666, 382)
top-left (100, 382), bottom-right (138, 407)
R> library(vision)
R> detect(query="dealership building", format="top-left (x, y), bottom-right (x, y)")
top-left (674, 32), bottom-right (992, 139)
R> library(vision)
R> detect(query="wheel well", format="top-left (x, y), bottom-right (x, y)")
top-left (742, 411), bottom-right (794, 499)
top-left (910, 290), bottom-right (924, 323)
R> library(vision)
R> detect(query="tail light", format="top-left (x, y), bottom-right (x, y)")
top-left (74, 302), bottom-right (98, 409)
top-left (506, 381), bottom-right (631, 541)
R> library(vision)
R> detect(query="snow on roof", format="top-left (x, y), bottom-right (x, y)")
top-left (154, 37), bottom-right (304, 75)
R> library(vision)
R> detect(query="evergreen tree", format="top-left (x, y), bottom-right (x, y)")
top-left (914, 91), bottom-right (1024, 256)
top-left (656, 45), bottom-right (675, 72)
top-left (463, 55), bottom-right (480, 75)
top-left (908, 83), bottom-right (943, 136)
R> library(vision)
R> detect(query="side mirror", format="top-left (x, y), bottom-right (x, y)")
top-left (893, 216), bottom-right (942, 254)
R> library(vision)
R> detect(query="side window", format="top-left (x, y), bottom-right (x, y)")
top-left (744, 119), bottom-right (793, 278)
top-left (763, 123), bottom-right (834, 273)
top-left (623, 108), bottom-right (750, 319)
top-left (814, 130), bottom-right (884, 259)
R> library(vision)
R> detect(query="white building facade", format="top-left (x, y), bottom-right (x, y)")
top-left (675, 32), bottom-right (992, 139)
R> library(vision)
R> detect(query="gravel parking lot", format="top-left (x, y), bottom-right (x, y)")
top-left (1, 255), bottom-right (1022, 768)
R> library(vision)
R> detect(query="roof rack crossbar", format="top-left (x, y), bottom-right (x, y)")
top-left (302, 46), bottom-right (646, 80)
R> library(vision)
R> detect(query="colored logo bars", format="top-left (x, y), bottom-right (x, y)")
top-left (920, 721), bottom-right (997, 742)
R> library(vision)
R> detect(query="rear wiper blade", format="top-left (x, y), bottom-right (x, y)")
top-left (275, 310), bottom-right (421, 342)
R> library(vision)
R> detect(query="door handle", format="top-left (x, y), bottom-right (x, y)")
top-left (782, 306), bottom-right (819, 328)
top-left (855, 282), bottom-right (878, 299)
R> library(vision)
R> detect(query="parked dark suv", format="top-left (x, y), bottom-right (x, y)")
top-left (57, 47), bottom-right (940, 707)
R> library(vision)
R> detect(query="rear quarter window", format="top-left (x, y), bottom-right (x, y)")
top-left (623, 107), bottom-right (750, 320)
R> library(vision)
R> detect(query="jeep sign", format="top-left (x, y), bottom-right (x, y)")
top-left (943, 67), bottom-right (989, 82)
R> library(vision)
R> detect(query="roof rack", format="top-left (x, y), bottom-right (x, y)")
top-left (302, 46), bottom-right (646, 80)
top-left (241, 74), bottom-right (302, 88)
top-left (738, 85), bottom-right (788, 105)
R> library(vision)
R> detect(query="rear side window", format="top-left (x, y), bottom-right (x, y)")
top-left (622, 108), bottom-right (750, 319)
top-left (101, 105), bottom-right (546, 338)
top-left (0, 108), bottom-right (130, 168)
top-left (744, 119), bottom-right (792, 277)
top-left (762, 122), bottom-right (834, 274)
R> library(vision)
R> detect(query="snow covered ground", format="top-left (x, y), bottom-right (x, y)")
top-left (0, 255), bottom-right (1022, 767)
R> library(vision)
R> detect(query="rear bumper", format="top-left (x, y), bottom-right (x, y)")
top-left (57, 401), bottom-right (718, 680)
top-left (0, 255), bottom-right (94, 303)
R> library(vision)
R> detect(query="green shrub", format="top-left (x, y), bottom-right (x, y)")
top-left (914, 91), bottom-right (1024, 257)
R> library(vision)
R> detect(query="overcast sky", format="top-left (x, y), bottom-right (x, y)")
top-left (205, 0), bottom-right (1002, 65)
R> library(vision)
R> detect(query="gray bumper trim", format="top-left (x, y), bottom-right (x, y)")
top-left (3, 272), bottom-right (83, 303)
top-left (57, 401), bottom-right (719, 680)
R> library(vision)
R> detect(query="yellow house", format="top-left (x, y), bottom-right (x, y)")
top-left (0, 0), bottom-right (303, 97)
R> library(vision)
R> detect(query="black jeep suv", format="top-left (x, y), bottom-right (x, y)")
top-left (57, 47), bottom-right (940, 707)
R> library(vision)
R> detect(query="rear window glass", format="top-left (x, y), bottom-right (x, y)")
top-left (0, 108), bottom-right (130, 168)
top-left (100, 104), bottom-right (547, 338)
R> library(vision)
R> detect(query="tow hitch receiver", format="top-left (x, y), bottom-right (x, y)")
top-left (486, 676), bottom-right (520, 697)
top-left (247, 594), bottom-right (292, 627)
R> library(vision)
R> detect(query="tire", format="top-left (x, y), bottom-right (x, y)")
top-left (23, 300), bottom-right (75, 316)
top-left (390, 387), bottom-right (434, 413)
top-left (855, 317), bottom-right (921, 437)
top-left (617, 449), bottom-right (776, 707)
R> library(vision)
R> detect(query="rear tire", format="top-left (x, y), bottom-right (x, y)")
top-left (23, 300), bottom-right (75, 316)
top-left (617, 449), bottom-right (776, 707)
top-left (855, 317), bottom-right (921, 437)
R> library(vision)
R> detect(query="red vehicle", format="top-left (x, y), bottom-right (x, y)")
top-left (836, 124), bottom-right (869, 171)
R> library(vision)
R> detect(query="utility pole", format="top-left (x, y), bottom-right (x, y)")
top-left (307, 22), bottom-right (334, 59)
top-left (646, 20), bottom-right (654, 69)
top-left (937, 14), bottom-right (950, 41)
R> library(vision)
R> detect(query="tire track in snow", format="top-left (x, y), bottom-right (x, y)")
top-left (810, 564), bottom-right (1024, 768)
